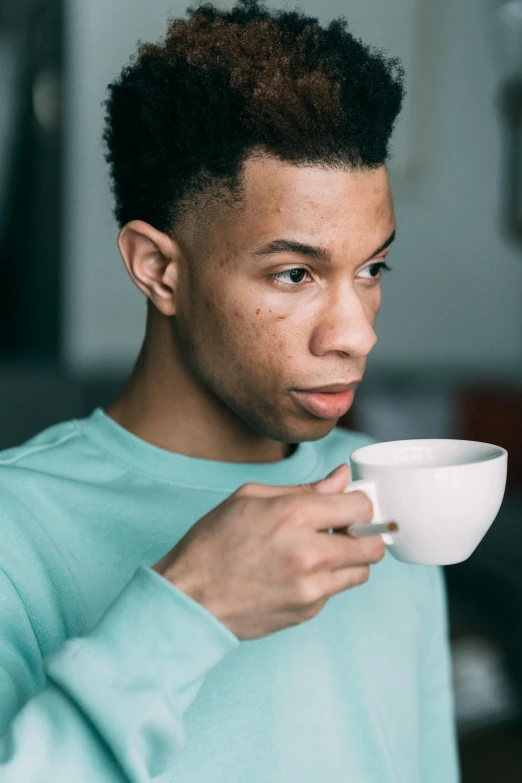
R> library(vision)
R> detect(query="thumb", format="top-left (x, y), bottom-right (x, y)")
top-left (308, 463), bottom-right (352, 494)
top-left (237, 463), bottom-right (352, 499)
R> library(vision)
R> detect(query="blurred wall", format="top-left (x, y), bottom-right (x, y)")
top-left (61, 0), bottom-right (522, 380)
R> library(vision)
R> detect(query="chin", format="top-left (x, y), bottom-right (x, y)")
top-left (285, 417), bottom-right (339, 442)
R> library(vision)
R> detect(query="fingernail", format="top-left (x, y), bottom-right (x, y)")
top-left (327, 464), bottom-right (348, 477)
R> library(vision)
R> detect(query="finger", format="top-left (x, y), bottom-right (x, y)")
top-left (321, 565), bottom-right (372, 598)
top-left (304, 463), bottom-right (352, 494)
top-left (319, 531), bottom-right (386, 570)
top-left (237, 463), bottom-right (351, 499)
top-left (274, 489), bottom-right (374, 532)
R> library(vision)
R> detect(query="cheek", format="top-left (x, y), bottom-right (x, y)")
top-left (357, 285), bottom-right (381, 322)
top-left (212, 296), bottom-right (294, 370)
top-left (192, 290), bottom-right (255, 366)
top-left (193, 268), bottom-right (296, 356)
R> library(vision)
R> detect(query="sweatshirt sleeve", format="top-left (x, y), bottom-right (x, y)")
top-left (0, 564), bottom-right (240, 782)
top-left (419, 566), bottom-right (461, 782)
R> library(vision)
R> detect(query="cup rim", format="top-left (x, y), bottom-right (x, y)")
top-left (350, 438), bottom-right (507, 469)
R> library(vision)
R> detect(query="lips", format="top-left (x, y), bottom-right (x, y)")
top-left (291, 388), bottom-right (357, 419)
top-left (300, 381), bottom-right (361, 393)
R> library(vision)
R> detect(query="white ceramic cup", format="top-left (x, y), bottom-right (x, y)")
top-left (344, 439), bottom-right (508, 565)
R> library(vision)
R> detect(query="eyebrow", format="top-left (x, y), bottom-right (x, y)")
top-left (252, 228), bottom-right (396, 264)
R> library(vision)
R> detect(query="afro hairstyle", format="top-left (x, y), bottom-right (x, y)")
top-left (102, 0), bottom-right (406, 240)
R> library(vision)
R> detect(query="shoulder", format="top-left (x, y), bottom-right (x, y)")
top-left (0, 419), bottom-right (93, 648)
top-left (0, 417), bottom-right (83, 552)
top-left (0, 418), bottom-right (93, 601)
top-left (0, 417), bottom-right (83, 472)
top-left (0, 416), bottom-right (80, 526)
top-left (0, 413), bottom-right (123, 498)
top-left (0, 418), bottom-right (87, 555)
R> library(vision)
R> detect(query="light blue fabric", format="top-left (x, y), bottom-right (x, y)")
top-left (0, 408), bottom-right (459, 781)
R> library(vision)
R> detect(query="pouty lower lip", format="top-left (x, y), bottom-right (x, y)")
top-left (291, 389), bottom-right (356, 419)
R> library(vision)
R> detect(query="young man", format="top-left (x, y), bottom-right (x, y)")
top-left (0, 0), bottom-right (459, 779)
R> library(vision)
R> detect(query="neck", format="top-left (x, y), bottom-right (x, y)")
top-left (104, 312), bottom-right (296, 464)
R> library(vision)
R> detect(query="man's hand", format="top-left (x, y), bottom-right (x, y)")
top-left (152, 464), bottom-right (384, 640)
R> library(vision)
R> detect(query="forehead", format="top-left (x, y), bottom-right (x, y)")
top-left (226, 155), bottom-right (394, 250)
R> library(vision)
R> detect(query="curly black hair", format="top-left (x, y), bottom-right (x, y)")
top-left (102, 0), bottom-right (405, 238)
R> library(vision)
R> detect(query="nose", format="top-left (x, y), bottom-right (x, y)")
top-left (309, 286), bottom-right (378, 358)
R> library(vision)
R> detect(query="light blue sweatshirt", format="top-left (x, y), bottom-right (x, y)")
top-left (0, 408), bottom-right (459, 782)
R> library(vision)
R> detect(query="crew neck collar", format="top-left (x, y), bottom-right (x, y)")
top-left (80, 407), bottom-right (319, 491)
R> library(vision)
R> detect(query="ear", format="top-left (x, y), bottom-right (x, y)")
top-left (117, 219), bottom-right (182, 316)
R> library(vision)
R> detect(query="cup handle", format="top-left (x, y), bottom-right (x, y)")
top-left (343, 479), bottom-right (395, 546)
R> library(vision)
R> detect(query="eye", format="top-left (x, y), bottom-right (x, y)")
top-left (268, 268), bottom-right (311, 288)
top-left (268, 262), bottom-right (393, 289)
top-left (357, 261), bottom-right (393, 280)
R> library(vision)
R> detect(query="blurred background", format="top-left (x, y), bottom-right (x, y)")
top-left (1, 0), bottom-right (521, 777)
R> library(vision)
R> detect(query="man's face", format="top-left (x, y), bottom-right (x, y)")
top-left (174, 155), bottom-right (396, 444)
